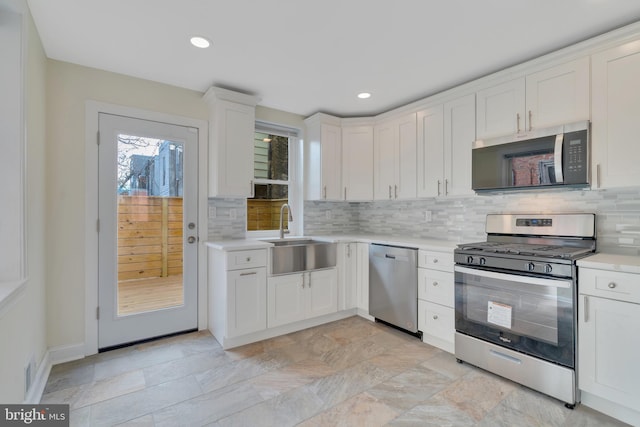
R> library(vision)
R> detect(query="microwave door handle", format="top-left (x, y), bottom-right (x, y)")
top-left (455, 266), bottom-right (572, 289)
top-left (554, 133), bottom-right (564, 183)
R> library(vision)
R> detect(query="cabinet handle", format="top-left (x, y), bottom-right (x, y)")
top-left (608, 282), bottom-right (617, 289)
top-left (388, 185), bottom-right (392, 199)
top-left (433, 258), bottom-right (438, 264)
top-left (240, 271), bottom-right (257, 276)
top-left (433, 315), bottom-right (439, 320)
top-left (528, 110), bottom-right (532, 131)
top-left (394, 185), bottom-right (398, 199)
top-left (347, 244), bottom-right (351, 257)
top-left (432, 281), bottom-right (438, 286)
top-left (516, 113), bottom-right (521, 133)
top-left (250, 180), bottom-right (254, 197)
top-left (445, 179), bottom-right (449, 195)
top-left (596, 164), bottom-right (601, 188)
top-left (344, 187), bottom-right (347, 200)
top-left (584, 295), bottom-right (589, 323)
top-left (323, 185), bottom-right (327, 200)
top-left (437, 180), bottom-right (441, 196)
top-left (246, 257), bottom-right (251, 262)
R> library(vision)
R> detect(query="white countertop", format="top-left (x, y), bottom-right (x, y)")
top-left (577, 252), bottom-right (640, 274)
top-left (205, 234), bottom-right (458, 252)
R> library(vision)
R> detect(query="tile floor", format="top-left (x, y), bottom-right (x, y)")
top-left (41, 316), bottom-right (630, 426)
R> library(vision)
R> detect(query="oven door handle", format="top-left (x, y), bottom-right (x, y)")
top-left (455, 266), bottom-right (572, 289)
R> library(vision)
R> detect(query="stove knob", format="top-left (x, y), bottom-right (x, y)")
top-left (527, 262), bottom-right (536, 272)
top-left (479, 257), bottom-right (486, 266)
top-left (545, 264), bottom-right (553, 273)
top-left (467, 256), bottom-right (474, 264)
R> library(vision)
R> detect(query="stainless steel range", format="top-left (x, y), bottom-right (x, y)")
top-left (454, 213), bottom-right (596, 408)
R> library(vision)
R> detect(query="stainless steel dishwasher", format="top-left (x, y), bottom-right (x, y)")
top-left (369, 243), bottom-right (419, 334)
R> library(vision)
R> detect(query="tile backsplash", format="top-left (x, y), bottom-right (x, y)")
top-left (210, 187), bottom-right (640, 255)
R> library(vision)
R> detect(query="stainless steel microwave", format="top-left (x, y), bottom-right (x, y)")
top-left (472, 121), bottom-right (590, 192)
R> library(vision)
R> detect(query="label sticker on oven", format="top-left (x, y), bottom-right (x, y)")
top-left (488, 301), bottom-right (512, 329)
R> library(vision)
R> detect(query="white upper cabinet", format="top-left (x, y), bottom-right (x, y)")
top-left (444, 94), bottom-right (476, 197)
top-left (476, 57), bottom-right (590, 139)
top-left (373, 113), bottom-right (417, 200)
top-left (476, 78), bottom-right (525, 139)
top-left (417, 94), bottom-right (475, 197)
top-left (417, 105), bottom-right (444, 198)
top-left (304, 113), bottom-right (343, 200)
top-left (204, 87), bottom-right (260, 197)
top-left (591, 39), bottom-right (640, 189)
top-left (342, 123), bottom-right (374, 201)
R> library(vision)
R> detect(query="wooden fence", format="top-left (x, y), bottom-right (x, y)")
top-left (117, 196), bottom-right (183, 281)
top-left (247, 198), bottom-right (289, 231)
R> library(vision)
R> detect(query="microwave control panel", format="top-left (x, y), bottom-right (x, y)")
top-left (563, 130), bottom-right (588, 184)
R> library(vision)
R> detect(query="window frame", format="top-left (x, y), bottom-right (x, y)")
top-left (246, 121), bottom-right (302, 238)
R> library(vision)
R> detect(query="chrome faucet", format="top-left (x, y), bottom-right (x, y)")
top-left (279, 203), bottom-right (293, 239)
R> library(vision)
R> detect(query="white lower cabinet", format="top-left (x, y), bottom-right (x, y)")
top-left (578, 260), bottom-right (640, 426)
top-left (417, 249), bottom-right (455, 353)
top-left (267, 268), bottom-right (338, 328)
top-left (227, 268), bottom-right (267, 336)
top-left (356, 243), bottom-right (370, 317)
top-left (208, 248), bottom-right (268, 346)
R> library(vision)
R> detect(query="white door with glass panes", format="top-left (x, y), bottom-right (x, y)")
top-left (98, 113), bottom-right (198, 349)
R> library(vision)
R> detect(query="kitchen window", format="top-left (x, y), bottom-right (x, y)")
top-left (247, 122), bottom-right (300, 237)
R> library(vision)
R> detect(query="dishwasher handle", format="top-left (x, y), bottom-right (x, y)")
top-left (385, 254), bottom-right (396, 259)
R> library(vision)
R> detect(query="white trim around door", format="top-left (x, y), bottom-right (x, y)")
top-left (85, 101), bottom-right (208, 356)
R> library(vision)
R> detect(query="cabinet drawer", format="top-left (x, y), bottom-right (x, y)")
top-left (419, 300), bottom-right (454, 343)
top-left (418, 250), bottom-right (454, 271)
top-left (580, 268), bottom-right (640, 304)
top-left (226, 249), bottom-right (267, 270)
top-left (418, 269), bottom-right (454, 307)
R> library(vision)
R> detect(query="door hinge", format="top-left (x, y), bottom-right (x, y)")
top-left (97, 131), bottom-right (100, 145)
top-left (96, 306), bottom-right (100, 320)
top-left (96, 219), bottom-right (100, 232)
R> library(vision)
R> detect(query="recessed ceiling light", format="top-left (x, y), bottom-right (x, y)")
top-left (190, 36), bottom-right (211, 49)
top-left (357, 92), bottom-right (371, 99)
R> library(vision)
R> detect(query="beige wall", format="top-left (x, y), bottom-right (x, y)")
top-left (45, 60), bottom-right (304, 349)
top-left (0, 7), bottom-right (48, 402)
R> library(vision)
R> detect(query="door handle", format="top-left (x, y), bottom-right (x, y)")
top-left (187, 236), bottom-right (196, 244)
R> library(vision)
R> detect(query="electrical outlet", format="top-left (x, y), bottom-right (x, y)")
top-left (208, 206), bottom-right (216, 218)
top-left (424, 211), bottom-right (432, 222)
top-left (229, 209), bottom-right (237, 219)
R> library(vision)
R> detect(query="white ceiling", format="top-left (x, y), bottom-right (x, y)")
top-left (27, 0), bottom-right (640, 117)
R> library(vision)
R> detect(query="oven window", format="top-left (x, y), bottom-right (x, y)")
top-left (455, 266), bottom-right (576, 367)
top-left (463, 275), bottom-right (560, 345)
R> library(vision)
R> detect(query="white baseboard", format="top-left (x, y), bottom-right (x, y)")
top-left (24, 343), bottom-right (85, 404)
top-left (48, 342), bottom-right (85, 365)
top-left (581, 391), bottom-right (640, 426)
top-left (24, 350), bottom-right (51, 404)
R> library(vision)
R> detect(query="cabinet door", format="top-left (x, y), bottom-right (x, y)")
top-left (339, 243), bottom-right (358, 310)
top-left (342, 126), bottom-right (374, 201)
top-left (373, 122), bottom-right (396, 200)
top-left (444, 94), bottom-right (475, 197)
top-left (417, 105), bottom-right (444, 197)
top-left (476, 78), bottom-right (525, 139)
top-left (592, 40), bottom-right (640, 188)
top-left (396, 114), bottom-right (418, 199)
top-left (356, 243), bottom-right (370, 314)
top-left (227, 268), bottom-right (267, 337)
top-left (307, 269), bottom-right (338, 318)
top-left (321, 123), bottom-right (343, 200)
top-left (525, 57), bottom-right (590, 130)
top-left (209, 101), bottom-right (255, 197)
top-left (579, 295), bottom-right (640, 409)
top-left (267, 274), bottom-right (306, 328)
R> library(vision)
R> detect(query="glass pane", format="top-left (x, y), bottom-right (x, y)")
top-left (116, 135), bottom-right (184, 316)
top-left (254, 132), bottom-right (288, 181)
top-left (247, 184), bottom-right (288, 231)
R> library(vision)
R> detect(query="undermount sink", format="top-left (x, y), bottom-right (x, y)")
top-left (266, 238), bottom-right (337, 275)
